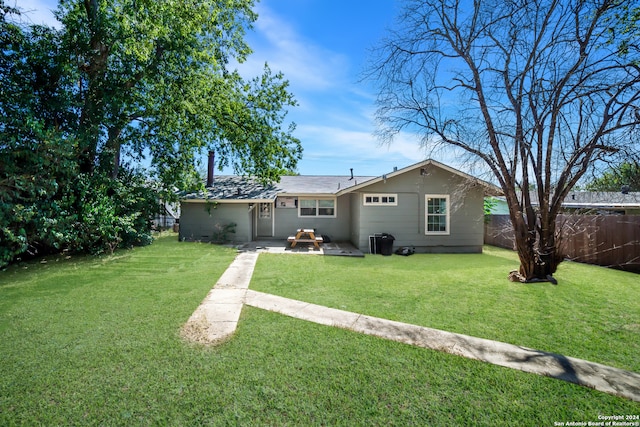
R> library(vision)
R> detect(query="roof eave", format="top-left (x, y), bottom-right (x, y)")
top-left (336, 159), bottom-right (503, 196)
top-left (562, 203), bottom-right (640, 209)
top-left (276, 192), bottom-right (338, 197)
top-left (181, 197), bottom-right (276, 204)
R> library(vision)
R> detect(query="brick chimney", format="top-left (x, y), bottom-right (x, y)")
top-left (206, 151), bottom-right (215, 187)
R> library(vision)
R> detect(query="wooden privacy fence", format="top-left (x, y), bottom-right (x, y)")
top-left (485, 214), bottom-right (640, 273)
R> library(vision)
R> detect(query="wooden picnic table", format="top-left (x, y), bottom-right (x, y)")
top-left (287, 228), bottom-right (323, 249)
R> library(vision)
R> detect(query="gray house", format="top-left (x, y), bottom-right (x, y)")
top-left (179, 159), bottom-right (501, 253)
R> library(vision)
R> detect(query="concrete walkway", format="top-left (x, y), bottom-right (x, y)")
top-left (182, 251), bottom-right (257, 343)
top-left (182, 250), bottom-right (640, 403)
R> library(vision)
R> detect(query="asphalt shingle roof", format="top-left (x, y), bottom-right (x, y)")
top-left (563, 191), bottom-right (640, 208)
top-left (181, 175), bottom-right (376, 201)
top-left (502, 191), bottom-right (640, 210)
top-left (179, 159), bottom-right (503, 202)
top-left (276, 175), bottom-right (375, 194)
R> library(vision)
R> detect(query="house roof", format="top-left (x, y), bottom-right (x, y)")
top-left (181, 176), bottom-right (279, 202)
top-left (180, 174), bottom-right (377, 202)
top-left (336, 159), bottom-right (502, 197)
top-left (495, 191), bottom-right (640, 211)
top-left (180, 159), bottom-right (502, 202)
top-left (561, 191), bottom-right (640, 210)
top-left (277, 175), bottom-right (376, 195)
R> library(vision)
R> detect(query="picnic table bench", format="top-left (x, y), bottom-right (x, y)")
top-left (288, 228), bottom-right (323, 249)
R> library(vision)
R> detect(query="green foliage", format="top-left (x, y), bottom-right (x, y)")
top-left (586, 161), bottom-right (640, 191)
top-left (0, 135), bottom-right (75, 265)
top-left (62, 172), bottom-right (158, 255)
top-left (1, 6), bottom-right (156, 266)
top-left (0, 148), bottom-right (159, 266)
top-left (483, 197), bottom-right (498, 221)
top-left (1, 0), bottom-right (302, 267)
top-left (56, 0), bottom-right (301, 186)
top-left (211, 222), bottom-right (237, 243)
top-left (0, 17), bottom-right (79, 266)
top-left (606, 3), bottom-right (640, 58)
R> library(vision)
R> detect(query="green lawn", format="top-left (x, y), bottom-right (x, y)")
top-left (251, 247), bottom-right (640, 373)
top-left (1, 236), bottom-right (638, 425)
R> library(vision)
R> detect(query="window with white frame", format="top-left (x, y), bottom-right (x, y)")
top-left (425, 195), bottom-right (450, 234)
top-left (299, 198), bottom-right (336, 217)
top-left (363, 193), bottom-right (398, 206)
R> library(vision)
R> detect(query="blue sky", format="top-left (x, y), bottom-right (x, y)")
top-left (16, 0), bottom-right (444, 177)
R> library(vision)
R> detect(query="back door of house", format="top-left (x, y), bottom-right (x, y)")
top-left (256, 202), bottom-right (273, 237)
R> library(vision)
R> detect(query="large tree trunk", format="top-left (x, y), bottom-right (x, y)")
top-left (106, 126), bottom-right (122, 179)
top-left (511, 210), bottom-right (563, 284)
top-left (77, 0), bottom-right (109, 175)
top-left (78, 76), bottom-right (105, 174)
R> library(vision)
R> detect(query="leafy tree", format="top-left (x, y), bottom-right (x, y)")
top-left (0, 11), bottom-right (156, 263)
top-left (1, 0), bottom-right (302, 267)
top-left (369, 0), bottom-right (640, 282)
top-left (56, 0), bottom-right (302, 188)
top-left (586, 161), bottom-right (640, 191)
top-left (1, 4), bottom-right (80, 265)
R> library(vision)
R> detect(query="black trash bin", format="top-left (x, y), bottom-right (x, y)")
top-left (379, 233), bottom-right (395, 256)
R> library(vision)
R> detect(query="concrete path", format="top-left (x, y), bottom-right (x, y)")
top-left (183, 250), bottom-right (640, 403)
top-left (182, 251), bottom-right (258, 343)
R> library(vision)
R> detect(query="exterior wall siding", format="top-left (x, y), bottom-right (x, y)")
top-left (272, 194), bottom-right (352, 240)
top-left (179, 202), bottom-right (251, 242)
top-left (354, 166), bottom-right (484, 253)
top-left (350, 193), bottom-right (361, 247)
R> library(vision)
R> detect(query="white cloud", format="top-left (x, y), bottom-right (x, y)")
top-left (295, 124), bottom-right (430, 174)
top-left (294, 120), bottom-right (477, 177)
top-left (238, 4), bottom-right (351, 93)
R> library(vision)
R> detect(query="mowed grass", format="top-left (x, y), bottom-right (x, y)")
top-left (250, 246), bottom-right (640, 373)
top-left (1, 236), bottom-right (638, 425)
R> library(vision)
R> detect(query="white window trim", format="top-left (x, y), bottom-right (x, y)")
top-left (425, 194), bottom-right (450, 235)
top-left (298, 197), bottom-right (337, 218)
top-left (363, 193), bottom-right (398, 206)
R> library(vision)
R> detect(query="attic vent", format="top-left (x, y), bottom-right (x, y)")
top-left (420, 168), bottom-right (428, 176)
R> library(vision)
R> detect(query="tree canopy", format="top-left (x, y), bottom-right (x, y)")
top-left (56, 0), bottom-right (301, 185)
top-left (369, 0), bottom-right (640, 281)
top-left (0, 0), bottom-right (302, 267)
top-left (587, 161), bottom-right (640, 191)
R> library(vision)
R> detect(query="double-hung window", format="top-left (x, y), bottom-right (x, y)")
top-left (299, 198), bottom-right (336, 217)
top-left (425, 195), bottom-right (450, 235)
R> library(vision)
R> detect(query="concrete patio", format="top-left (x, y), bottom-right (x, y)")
top-left (237, 240), bottom-right (365, 257)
